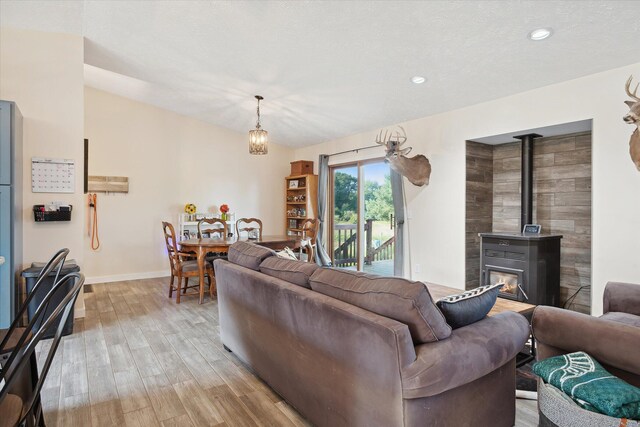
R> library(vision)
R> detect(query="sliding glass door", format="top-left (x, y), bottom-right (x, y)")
top-left (330, 160), bottom-right (395, 276)
top-left (330, 165), bottom-right (359, 268)
top-left (362, 162), bottom-right (395, 276)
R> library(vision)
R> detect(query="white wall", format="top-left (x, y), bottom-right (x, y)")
top-left (295, 63), bottom-right (640, 315)
top-left (0, 28), bottom-right (86, 313)
top-left (83, 87), bottom-right (293, 282)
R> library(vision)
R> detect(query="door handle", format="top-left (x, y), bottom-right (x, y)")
top-left (0, 256), bottom-right (5, 265)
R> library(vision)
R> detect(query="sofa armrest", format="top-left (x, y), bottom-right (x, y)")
top-left (532, 306), bottom-right (640, 377)
top-left (401, 311), bottom-right (529, 399)
top-left (603, 282), bottom-right (640, 316)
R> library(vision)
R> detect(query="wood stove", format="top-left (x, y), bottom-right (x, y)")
top-left (479, 232), bottom-right (562, 306)
top-left (476, 132), bottom-right (562, 306)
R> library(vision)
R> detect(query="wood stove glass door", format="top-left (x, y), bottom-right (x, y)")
top-left (485, 265), bottom-right (526, 301)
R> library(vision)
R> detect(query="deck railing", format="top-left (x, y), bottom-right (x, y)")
top-left (333, 219), bottom-right (394, 267)
top-left (333, 224), bottom-right (358, 266)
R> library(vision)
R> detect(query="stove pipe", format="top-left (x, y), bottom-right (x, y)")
top-left (513, 133), bottom-right (542, 231)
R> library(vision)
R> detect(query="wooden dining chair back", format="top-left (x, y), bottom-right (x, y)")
top-left (299, 219), bottom-right (319, 262)
top-left (197, 218), bottom-right (228, 238)
top-left (0, 271), bottom-right (84, 427)
top-left (161, 221), bottom-right (214, 303)
top-left (301, 219), bottom-right (318, 245)
top-left (162, 221), bottom-right (181, 271)
top-left (236, 218), bottom-right (263, 240)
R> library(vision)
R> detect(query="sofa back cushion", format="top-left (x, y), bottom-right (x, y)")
top-left (309, 268), bottom-right (451, 344)
top-left (259, 257), bottom-right (319, 289)
top-left (227, 241), bottom-right (275, 271)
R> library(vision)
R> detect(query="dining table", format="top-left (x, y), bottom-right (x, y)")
top-left (179, 235), bottom-right (300, 303)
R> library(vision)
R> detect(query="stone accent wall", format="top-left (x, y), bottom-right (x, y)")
top-left (492, 132), bottom-right (592, 313)
top-left (465, 141), bottom-right (494, 290)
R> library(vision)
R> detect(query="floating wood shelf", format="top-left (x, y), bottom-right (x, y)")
top-left (87, 176), bottom-right (129, 193)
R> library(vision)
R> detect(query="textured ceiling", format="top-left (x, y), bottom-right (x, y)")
top-left (2, 1), bottom-right (640, 147)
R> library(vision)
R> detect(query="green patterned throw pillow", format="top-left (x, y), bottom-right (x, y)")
top-left (533, 351), bottom-right (640, 420)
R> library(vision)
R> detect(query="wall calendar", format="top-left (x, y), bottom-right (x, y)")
top-left (31, 157), bottom-right (75, 193)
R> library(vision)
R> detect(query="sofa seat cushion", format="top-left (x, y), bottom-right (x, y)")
top-left (600, 312), bottom-right (640, 328)
top-left (259, 257), bottom-right (319, 289)
top-left (228, 241), bottom-right (275, 271)
top-left (309, 268), bottom-right (451, 344)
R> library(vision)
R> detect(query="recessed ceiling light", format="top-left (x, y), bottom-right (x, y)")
top-left (528, 28), bottom-right (553, 41)
top-left (411, 76), bottom-right (426, 84)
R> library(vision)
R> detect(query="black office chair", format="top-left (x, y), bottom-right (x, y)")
top-left (0, 270), bottom-right (84, 427)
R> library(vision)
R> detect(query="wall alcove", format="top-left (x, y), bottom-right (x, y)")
top-left (465, 120), bottom-right (593, 314)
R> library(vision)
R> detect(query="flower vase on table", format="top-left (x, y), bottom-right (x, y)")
top-left (220, 204), bottom-right (230, 222)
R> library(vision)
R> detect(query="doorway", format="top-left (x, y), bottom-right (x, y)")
top-left (329, 160), bottom-right (396, 276)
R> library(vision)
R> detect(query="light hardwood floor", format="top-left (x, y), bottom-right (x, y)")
top-left (36, 278), bottom-right (538, 426)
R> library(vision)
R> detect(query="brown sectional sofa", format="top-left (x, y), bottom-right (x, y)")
top-left (215, 242), bottom-right (530, 427)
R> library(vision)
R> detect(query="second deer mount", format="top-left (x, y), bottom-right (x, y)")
top-left (287, 195), bottom-right (306, 202)
top-left (287, 208), bottom-right (306, 217)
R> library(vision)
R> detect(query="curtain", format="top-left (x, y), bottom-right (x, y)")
top-left (390, 169), bottom-right (405, 277)
top-left (315, 154), bottom-right (332, 266)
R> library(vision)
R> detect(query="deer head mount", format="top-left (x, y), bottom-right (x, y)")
top-left (624, 75), bottom-right (640, 171)
top-left (375, 126), bottom-right (431, 186)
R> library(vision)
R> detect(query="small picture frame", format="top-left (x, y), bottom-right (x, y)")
top-left (289, 219), bottom-right (297, 229)
top-left (288, 180), bottom-right (299, 189)
top-left (522, 224), bottom-right (541, 234)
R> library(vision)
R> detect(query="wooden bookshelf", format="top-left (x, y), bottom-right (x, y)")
top-left (285, 174), bottom-right (318, 236)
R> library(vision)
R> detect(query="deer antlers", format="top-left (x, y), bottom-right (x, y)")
top-left (375, 126), bottom-right (407, 146)
top-left (375, 126), bottom-right (412, 156)
top-left (626, 75), bottom-right (639, 101)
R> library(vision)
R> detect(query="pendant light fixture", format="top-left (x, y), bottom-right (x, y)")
top-left (249, 95), bottom-right (268, 155)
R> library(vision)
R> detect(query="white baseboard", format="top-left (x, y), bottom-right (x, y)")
top-left (85, 270), bottom-right (171, 285)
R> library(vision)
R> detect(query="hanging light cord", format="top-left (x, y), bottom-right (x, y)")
top-left (255, 96), bottom-right (262, 129)
top-left (89, 193), bottom-right (100, 250)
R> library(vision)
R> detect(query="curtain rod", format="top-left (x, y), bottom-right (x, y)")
top-left (327, 144), bottom-right (381, 157)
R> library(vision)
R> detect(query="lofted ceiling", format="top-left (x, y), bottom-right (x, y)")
top-left (1, 1), bottom-right (640, 147)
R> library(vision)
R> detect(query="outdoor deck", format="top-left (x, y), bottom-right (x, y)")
top-left (344, 259), bottom-right (394, 276)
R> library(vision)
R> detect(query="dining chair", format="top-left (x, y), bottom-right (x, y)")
top-left (0, 248), bottom-right (70, 427)
top-left (299, 218), bottom-right (318, 262)
top-left (197, 218), bottom-right (228, 238)
top-left (197, 218), bottom-right (229, 274)
top-left (162, 221), bottom-right (215, 303)
top-left (236, 218), bottom-right (263, 240)
top-left (0, 271), bottom-right (84, 427)
top-left (1, 248), bottom-right (69, 358)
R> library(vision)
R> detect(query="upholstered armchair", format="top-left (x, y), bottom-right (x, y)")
top-left (531, 282), bottom-right (640, 426)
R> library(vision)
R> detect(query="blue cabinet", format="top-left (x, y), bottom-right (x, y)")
top-left (0, 186), bottom-right (11, 326)
top-left (0, 100), bottom-right (22, 328)
top-left (0, 102), bottom-right (11, 185)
